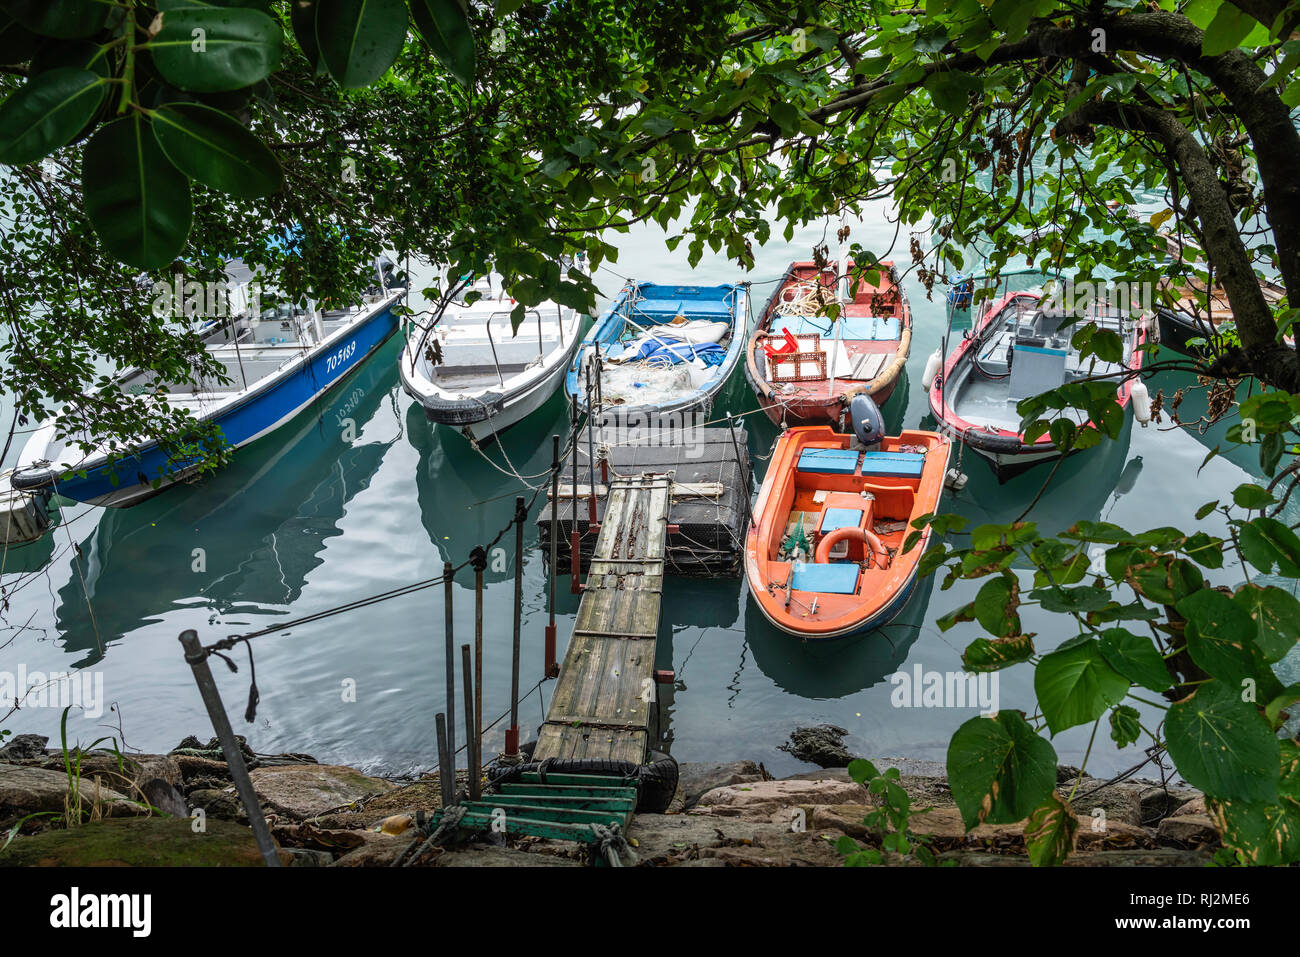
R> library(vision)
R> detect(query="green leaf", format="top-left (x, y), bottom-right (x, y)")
top-left (1035, 640), bottom-right (1130, 735)
top-left (1028, 584), bottom-right (1110, 614)
top-left (1208, 742), bottom-right (1300, 865)
top-left (1201, 3), bottom-right (1258, 56)
top-left (923, 70), bottom-right (981, 113)
top-left (0, 15), bottom-right (37, 63)
top-left (1024, 792), bottom-right (1078, 866)
top-left (411, 0), bottom-right (476, 88)
top-left (1165, 680), bottom-right (1280, 803)
top-left (1097, 628), bottom-right (1171, 693)
top-left (316, 0), bottom-right (407, 89)
top-left (1177, 590), bottom-right (1259, 683)
top-left (150, 102), bottom-right (283, 198)
top-left (1232, 585), bottom-right (1300, 663)
top-left (1232, 482), bottom-right (1275, 509)
top-left (846, 758), bottom-right (880, 784)
top-left (82, 114), bottom-right (193, 270)
top-left (0, 0), bottom-right (106, 39)
top-left (1264, 685), bottom-right (1300, 728)
top-left (947, 711), bottom-right (1057, 830)
top-left (1238, 517), bottom-right (1300, 577)
top-left (150, 7), bottom-right (284, 93)
top-left (0, 67), bottom-right (106, 165)
top-left (290, 0), bottom-right (321, 69)
top-left (962, 634), bottom-right (1035, 672)
top-left (1109, 704), bottom-right (1142, 748)
top-left (973, 573), bottom-right (1020, 637)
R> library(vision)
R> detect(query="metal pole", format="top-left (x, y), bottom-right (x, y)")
top-left (475, 560), bottom-right (485, 769)
top-left (507, 496), bottom-right (524, 756)
top-left (177, 631), bottom-right (281, 867)
top-left (585, 362), bottom-right (598, 527)
top-left (442, 561), bottom-right (456, 783)
top-left (547, 434), bottom-right (560, 678)
top-left (461, 644), bottom-right (479, 801)
top-left (570, 397), bottom-right (581, 593)
top-left (435, 712), bottom-right (454, 808)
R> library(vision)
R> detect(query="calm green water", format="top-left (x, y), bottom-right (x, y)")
top-left (3, 203), bottom-right (1296, 779)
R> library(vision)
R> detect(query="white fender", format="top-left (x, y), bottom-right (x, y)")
top-left (1131, 379), bottom-right (1152, 425)
top-left (922, 348), bottom-right (943, 390)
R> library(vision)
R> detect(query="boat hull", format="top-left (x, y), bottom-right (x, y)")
top-left (744, 260), bottom-right (911, 429)
top-left (566, 281), bottom-right (747, 428)
top-left (744, 425), bottom-right (950, 641)
top-left (928, 290), bottom-right (1146, 482)
top-left (20, 296), bottom-right (401, 507)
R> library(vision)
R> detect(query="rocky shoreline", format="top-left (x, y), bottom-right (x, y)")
top-left (0, 731), bottom-right (1219, 867)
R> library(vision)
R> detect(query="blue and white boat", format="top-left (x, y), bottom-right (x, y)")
top-left (12, 261), bottom-right (404, 507)
top-left (566, 281), bottom-right (747, 427)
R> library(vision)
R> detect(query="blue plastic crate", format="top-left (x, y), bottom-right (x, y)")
top-left (790, 562), bottom-right (861, 594)
top-left (860, 451), bottom-right (925, 478)
top-left (797, 448), bottom-right (860, 475)
top-left (819, 507), bottom-right (864, 532)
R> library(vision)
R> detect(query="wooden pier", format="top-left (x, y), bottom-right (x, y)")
top-left (534, 474), bottom-right (671, 765)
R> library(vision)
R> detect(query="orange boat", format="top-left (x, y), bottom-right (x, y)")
top-left (744, 411), bottom-right (950, 640)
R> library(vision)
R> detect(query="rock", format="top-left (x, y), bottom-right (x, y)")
top-left (347, 778), bottom-right (442, 825)
top-left (138, 778), bottom-right (188, 818)
top-left (0, 765), bottom-right (141, 823)
top-left (281, 847), bottom-right (334, 867)
top-left (188, 788), bottom-right (248, 823)
top-left (0, 734), bottom-right (48, 761)
top-left (249, 764), bottom-right (396, 819)
top-left (131, 755), bottom-right (183, 790)
top-left (173, 755), bottom-right (232, 788)
top-left (778, 725), bottom-right (855, 768)
top-left (1169, 795), bottom-right (1206, 817)
top-left (672, 761), bottom-right (765, 811)
top-left (273, 822), bottom-right (368, 854)
top-left (0, 817), bottom-right (270, 866)
top-left (435, 845), bottom-right (583, 867)
top-left (1138, 785), bottom-right (1198, 824)
top-left (627, 812), bottom-right (807, 864)
top-left (1157, 814), bottom-right (1220, 848)
top-left (331, 836), bottom-right (408, 867)
top-left (691, 777), bottom-right (870, 822)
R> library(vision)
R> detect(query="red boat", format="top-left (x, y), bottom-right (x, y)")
top-left (744, 261), bottom-right (912, 428)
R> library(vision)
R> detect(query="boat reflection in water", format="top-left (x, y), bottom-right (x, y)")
top-left (54, 340), bottom-right (405, 664)
top-left (406, 390), bottom-right (572, 584)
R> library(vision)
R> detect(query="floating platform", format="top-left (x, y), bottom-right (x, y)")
top-left (537, 424), bottom-right (752, 577)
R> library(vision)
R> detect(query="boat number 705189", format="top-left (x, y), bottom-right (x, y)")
top-left (325, 340), bottom-right (357, 374)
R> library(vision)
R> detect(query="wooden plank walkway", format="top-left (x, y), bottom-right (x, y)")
top-left (534, 474), bottom-right (671, 765)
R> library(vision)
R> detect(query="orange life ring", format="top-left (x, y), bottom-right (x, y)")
top-left (814, 526), bottom-right (890, 567)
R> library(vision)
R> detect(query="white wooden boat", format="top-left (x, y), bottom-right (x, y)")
top-left (399, 276), bottom-right (584, 441)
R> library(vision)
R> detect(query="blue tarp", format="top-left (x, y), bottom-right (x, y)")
top-left (626, 339), bottom-right (728, 366)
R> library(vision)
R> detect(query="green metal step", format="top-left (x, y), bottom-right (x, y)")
top-left (486, 793), bottom-right (635, 813)
top-left (515, 772), bottom-right (636, 787)
top-left (499, 782), bottom-right (636, 798)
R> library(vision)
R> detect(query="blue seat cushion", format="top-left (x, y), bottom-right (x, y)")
top-left (797, 448), bottom-right (859, 475)
top-left (860, 451), bottom-right (925, 478)
top-left (790, 562), bottom-right (860, 594)
top-left (819, 507), bottom-right (863, 532)
top-left (789, 315), bottom-right (902, 341)
top-left (637, 298), bottom-right (733, 318)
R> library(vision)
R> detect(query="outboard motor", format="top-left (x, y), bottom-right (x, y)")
top-left (849, 393), bottom-right (885, 449)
